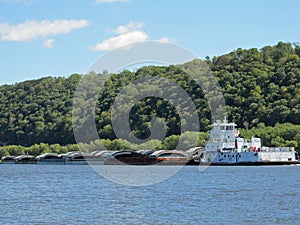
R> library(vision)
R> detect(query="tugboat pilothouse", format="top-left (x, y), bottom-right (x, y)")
top-left (200, 117), bottom-right (298, 165)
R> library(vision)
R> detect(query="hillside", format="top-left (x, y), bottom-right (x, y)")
top-left (0, 42), bottom-right (299, 150)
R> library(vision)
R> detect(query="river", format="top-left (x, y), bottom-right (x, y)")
top-left (0, 165), bottom-right (299, 224)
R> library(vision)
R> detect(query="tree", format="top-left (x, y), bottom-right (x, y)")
top-left (163, 135), bottom-right (179, 150)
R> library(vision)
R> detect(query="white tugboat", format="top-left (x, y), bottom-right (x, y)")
top-left (199, 117), bottom-right (299, 165)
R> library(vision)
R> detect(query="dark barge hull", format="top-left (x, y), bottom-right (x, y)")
top-left (15, 159), bottom-right (37, 164)
top-left (104, 158), bottom-right (191, 165)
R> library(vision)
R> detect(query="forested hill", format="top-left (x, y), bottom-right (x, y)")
top-left (0, 42), bottom-right (299, 147)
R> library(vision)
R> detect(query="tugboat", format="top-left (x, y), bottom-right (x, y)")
top-left (198, 117), bottom-right (299, 165)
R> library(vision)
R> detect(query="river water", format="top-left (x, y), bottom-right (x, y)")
top-left (0, 164), bottom-right (299, 225)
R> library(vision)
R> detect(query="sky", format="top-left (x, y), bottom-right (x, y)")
top-left (0, 0), bottom-right (299, 85)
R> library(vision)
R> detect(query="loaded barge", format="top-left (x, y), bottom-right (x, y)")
top-left (1, 119), bottom-right (299, 166)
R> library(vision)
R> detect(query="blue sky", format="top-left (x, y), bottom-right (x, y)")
top-left (0, 0), bottom-right (299, 85)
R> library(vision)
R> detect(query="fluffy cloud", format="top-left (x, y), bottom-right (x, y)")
top-left (112, 22), bottom-right (143, 34)
top-left (157, 37), bottom-right (172, 43)
top-left (92, 22), bottom-right (173, 51)
top-left (0, 19), bottom-right (90, 42)
top-left (95, 0), bottom-right (128, 3)
top-left (91, 30), bottom-right (148, 51)
top-left (92, 22), bottom-right (149, 51)
top-left (43, 39), bottom-right (54, 48)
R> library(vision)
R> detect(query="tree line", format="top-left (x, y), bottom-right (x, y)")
top-left (0, 42), bottom-right (299, 154)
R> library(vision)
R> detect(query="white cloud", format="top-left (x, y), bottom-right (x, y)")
top-left (91, 22), bottom-right (174, 51)
top-left (92, 22), bottom-right (148, 51)
top-left (91, 30), bottom-right (148, 51)
top-left (0, 19), bottom-right (90, 42)
top-left (157, 37), bottom-right (172, 43)
top-left (43, 39), bottom-right (54, 48)
top-left (95, 0), bottom-right (128, 3)
top-left (113, 22), bottom-right (143, 34)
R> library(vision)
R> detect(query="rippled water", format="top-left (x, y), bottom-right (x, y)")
top-left (0, 165), bottom-right (299, 225)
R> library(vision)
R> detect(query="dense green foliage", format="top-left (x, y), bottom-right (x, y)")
top-left (212, 42), bottom-right (300, 127)
top-left (0, 75), bottom-right (80, 146)
top-left (0, 42), bottom-right (299, 154)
